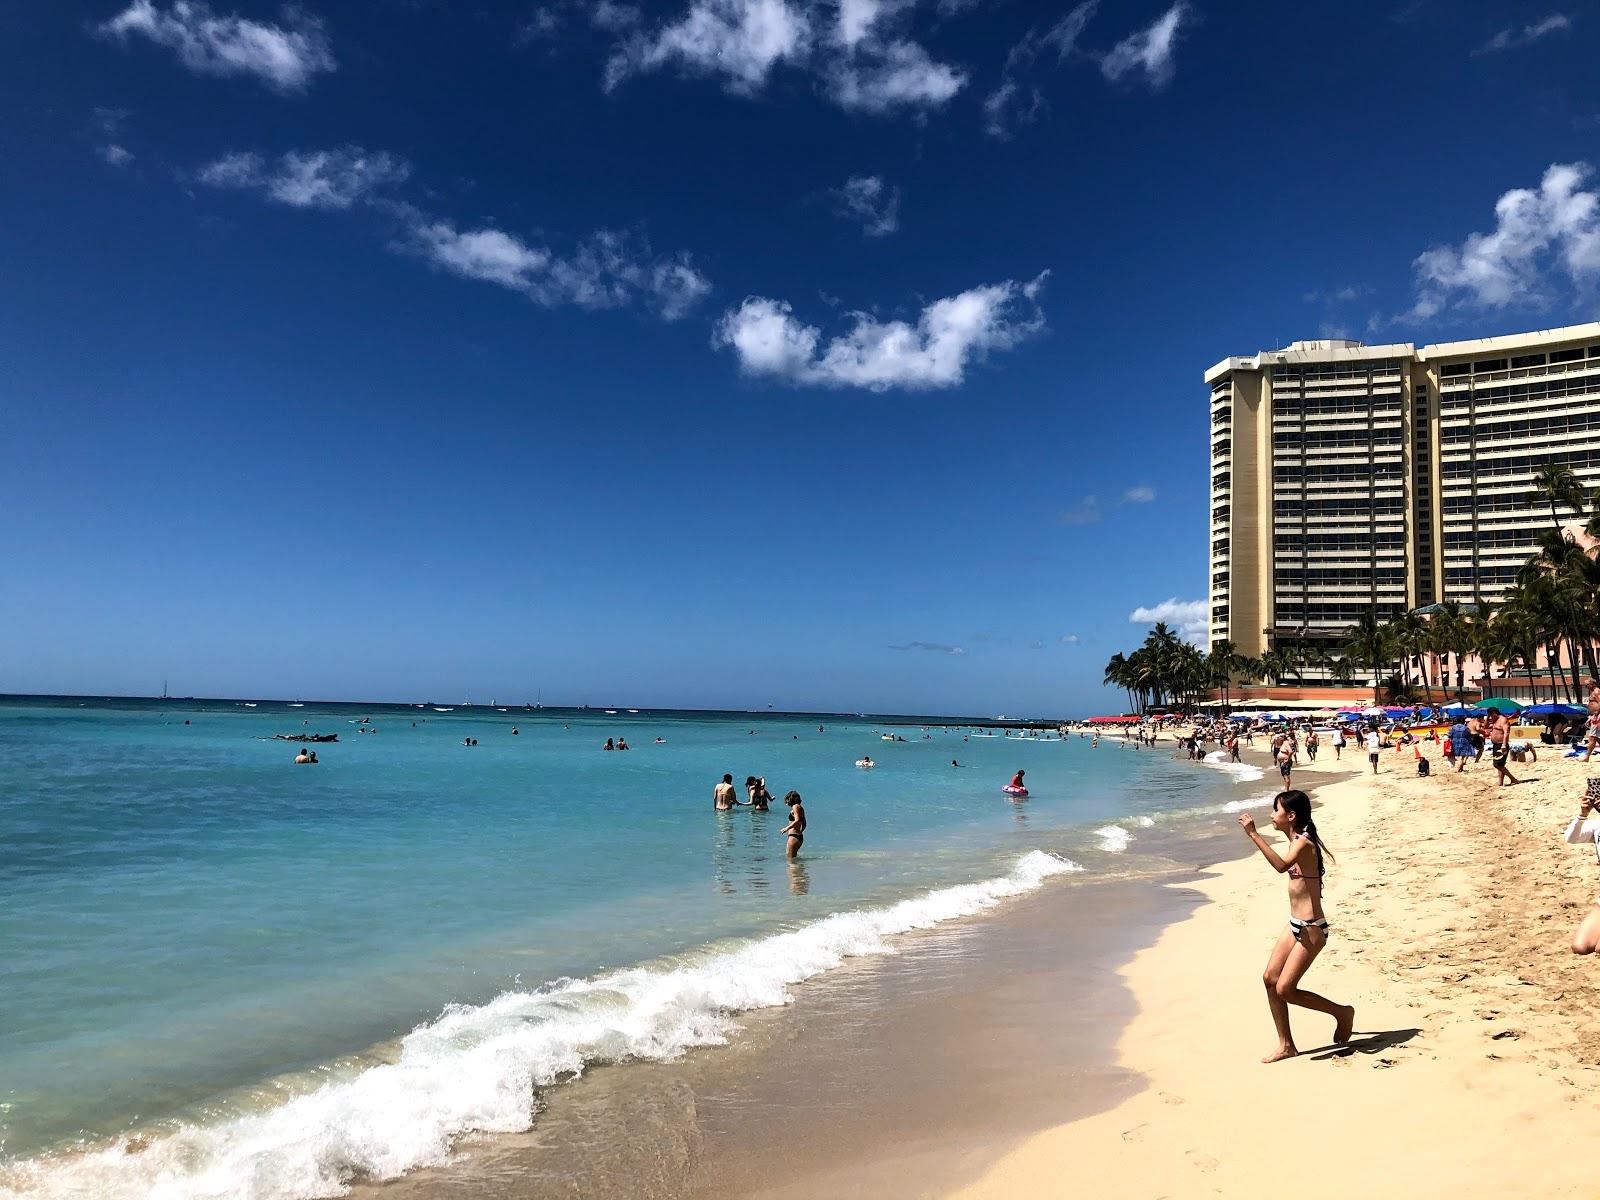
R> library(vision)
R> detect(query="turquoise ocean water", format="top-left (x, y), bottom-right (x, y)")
top-left (0, 697), bottom-right (1262, 1199)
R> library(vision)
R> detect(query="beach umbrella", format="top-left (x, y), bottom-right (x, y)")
top-left (1228, 713), bottom-right (1253, 722)
top-left (1477, 698), bottom-right (1523, 713)
top-left (1523, 702), bottom-right (1585, 716)
top-left (1362, 706), bottom-right (1386, 716)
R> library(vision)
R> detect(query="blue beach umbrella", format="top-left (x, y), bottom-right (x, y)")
top-left (1523, 702), bottom-right (1586, 716)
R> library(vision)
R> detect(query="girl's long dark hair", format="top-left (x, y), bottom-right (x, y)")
top-left (1273, 789), bottom-right (1333, 877)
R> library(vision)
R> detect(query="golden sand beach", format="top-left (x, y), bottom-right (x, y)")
top-left (950, 731), bottom-right (1600, 1199)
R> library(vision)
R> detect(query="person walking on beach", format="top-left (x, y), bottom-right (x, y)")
top-left (1275, 738), bottom-right (1294, 787)
top-left (1331, 726), bottom-right (1344, 760)
top-left (781, 790), bottom-right (806, 858)
top-left (1305, 728), bottom-right (1319, 762)
top-left (1486, 707), bottom-right (1518, 786)
top-left (1364, 725), bottom-right (1382, 774)
top-left (1466, 713), bottom-right (1486, 763)
top-left (714, 774), bottom-right (737, 810)
top-left (1238, 790), bottom-right (1355, 1062)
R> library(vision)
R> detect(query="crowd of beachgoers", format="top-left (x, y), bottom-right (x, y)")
top-left (1062, 684), bottom-right (1600, 1065)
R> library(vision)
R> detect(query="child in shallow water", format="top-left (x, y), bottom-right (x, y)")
top-left (1237, 790), bottom-right (1356, 1062)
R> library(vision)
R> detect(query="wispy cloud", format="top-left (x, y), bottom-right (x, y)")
top-left (605, 0), bottom-right (813, 93)
top-left (96, 1), bottom-right (336, 93)
top-left (1405, 162), bottom-right (1600, 321)
top-left (1121, 485), bottom-right (1155, 503)
top-left (889, 640), bottom-right (967, 655)
top-left (198, 147), bottom-right (411, 209)
top-left (1057, 495), bottom-right (1102, 525)
top-left (195, 144), bottom-right (711, 321)
top-left (519, 0), bottom-right (642, 45)
top-left (1099, 2), bottom-right (1189, 88)
top-left (1060, 633), bottom-right (1081, 645)
top-left (828, 174), bottom-right (900, 237)
top-left (92, 107), bottom-right (135, 167)
top-left (1301, 284), bottom-right (1371, 304)
top-left (407, 222), bottom-right (712, 320)
top-left (1473, 13), bottom-right (1569, 56)
top-left (604, 0), bottom-right (964, 113)
top-left (714, 272), bottom-right (1047, 390)
top-left (983, 1), bottom-right (1097, 138)
top-left (1129, 597), bottom-right (1207, 644)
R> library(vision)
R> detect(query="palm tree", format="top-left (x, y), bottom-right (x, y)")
top-left (1427, 600), bottom-right (1470, 702)
top-left (1342, 606), bottom-right (1392, 705)
top-left (1528, 462), bottom-right (1586, 533)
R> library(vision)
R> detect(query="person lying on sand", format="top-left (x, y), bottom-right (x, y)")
top-left (1238, 791), bottom-right (1355, 1062)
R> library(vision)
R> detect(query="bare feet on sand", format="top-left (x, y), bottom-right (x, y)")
top-left (1334, 1004), bottom-right (1356, 1044)
top-left (1261, 1045), bottom-right (1298, 1063)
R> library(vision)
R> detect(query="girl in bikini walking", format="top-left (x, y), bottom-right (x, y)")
top-left (1238, 789), bottom-right (1356, 1062)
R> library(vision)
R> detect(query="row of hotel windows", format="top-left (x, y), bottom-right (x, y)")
top-left (1441, 373), bottom-right (1600, 409)
top-left (1274, 499), bottom-right (1405, 517)
top-left (1443, 567), bottom-right (1520, 591)
top-left (1275, 360), bottom-right (1402, 381)
top-left (1442, 412), bottom-right (1600, 446)
top-left (1440, 491), bottom-right (1594, 514)
top-left (1438, 345), bottom-right (1600, 377)
top-left (1275, 532), bottom-right (1407, 551)
top-left (1274, 603), bottom-right (1408, 624)
top-left (1442, 451), bottom-right (1600, 481)
top-left (1272, 430), bottom-right (1404, 451)
top-left (1273, 397), bottom-right (1404, 417)
top-left (1275, 565), bottom-right (1407, 583)
top-left (1274, 465), bottom-right (1404, 484)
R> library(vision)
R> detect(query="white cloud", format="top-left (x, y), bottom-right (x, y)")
top-left (1473, 13), bottom-right (1569, 56)
top-left (198, 147), bottom-right (411, 210)
top-left (1121, 485), bottom-right (1155, 502)
top-left (97, 0), bottom-right (335, 93)
top-left (1099, 2), bottom-right (1188, 88)
top-left (714, 272), bottom-right (1047, 390)
top-left (1060, 633), bottom-right (1081, 645)
top-left (605, 0), bottom-right (812, 93)
top-left (984, 1), bottom-right (1097, 138)
top-left (829, 174), bottom-right (900, 237)
top-left (1407, 162), bottom-right (1600, 320)
top-left (93, 107), bottom-right (135, 166)
top-left (889, 640), bottom-right (966, 655)
top-left (1057, 495), bottom-right (1101, 525)
top-left (605, 0), bottom-right (962, 112)
top-left (826, 36), bottom-right (964, 111)
top-left (1129, 597), bottom-right (1207, 644)
top-left (409, 221), bottom-right (712, 320)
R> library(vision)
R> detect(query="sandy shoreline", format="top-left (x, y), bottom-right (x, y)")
top-left (950, 730), bottom-right (1600, 1199)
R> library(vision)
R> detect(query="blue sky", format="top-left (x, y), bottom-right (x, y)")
top-left (2, 1), bottom-right (1599, 715)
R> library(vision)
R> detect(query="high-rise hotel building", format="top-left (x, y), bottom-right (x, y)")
top-left (1206, 321), bottom-right (1600, 661)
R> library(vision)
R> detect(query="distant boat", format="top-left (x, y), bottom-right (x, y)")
top-left (434, 707), bottom-right (454, 712)
top-left (244, 703), bottom-right (257, 708)
top-left (605, 710), bottom-right (619, 715)
top-left (627, 709), bottom-right (639, 713)
top-left (160, 679), bottom-right (169, 701)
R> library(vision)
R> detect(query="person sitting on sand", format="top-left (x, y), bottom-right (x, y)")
top-left (714, 774), bottom-right (736, 810)
top-left (294, 750), bottom-right (311, 764)
top-left (781, 790), bottom-right (806, 858)
top-left (1566, 779), bottom-right (1600, 953)
top-left (1238, 790), bottom-right (1355, 1062)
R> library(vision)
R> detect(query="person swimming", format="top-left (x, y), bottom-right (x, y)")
top-left (781, 790), bottom-right (806, 858)
top-left (603, 738), bottom-right (615, 751)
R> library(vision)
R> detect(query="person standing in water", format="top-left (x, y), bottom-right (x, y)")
top-left (1237, 790), bottom-right (1354, 1062)
top-left (714, 774), bottom-right (736, 810)
top-left (781, 790), bottom-right (806, 858)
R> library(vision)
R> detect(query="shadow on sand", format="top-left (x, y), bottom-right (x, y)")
top-left (1307, 1026), bottom-right (1423, 1061)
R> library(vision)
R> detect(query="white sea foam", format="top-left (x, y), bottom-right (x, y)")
top-left (1200, 750), bottom-right (1265, 782)
top-left (1135, 815), bottom-right (1156, 828)
top-left (0, 851), bottom-right (1082, 1200)
top-left (1222, 790), bottom-right (1278, 813)
top-left (1094, 825), bottom-right (1132, 853)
